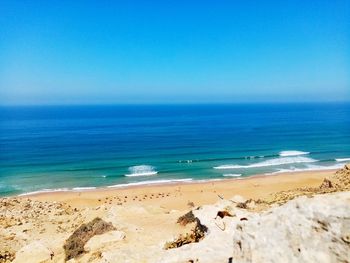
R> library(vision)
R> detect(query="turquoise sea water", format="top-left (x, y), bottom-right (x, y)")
top-left (0, 103), bottom-right (349, 196)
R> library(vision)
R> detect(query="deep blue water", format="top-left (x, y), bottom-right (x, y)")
top-left (0, 103), bottom-right (349, 196)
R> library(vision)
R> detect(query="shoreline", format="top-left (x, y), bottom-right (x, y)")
top-left (17, 168), bottom-right (338, 198)
top-left (20, 169), bottom-right (336, 210)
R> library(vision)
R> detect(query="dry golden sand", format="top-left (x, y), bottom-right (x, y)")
top-left (27, 170), bottom-right (334, 210)
top-left (1, 168), bottom-right (348, 262)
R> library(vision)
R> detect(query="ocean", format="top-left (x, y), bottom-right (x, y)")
top-left (0, 103), bottom-right (349, 196)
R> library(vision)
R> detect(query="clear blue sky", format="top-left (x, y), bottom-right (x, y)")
top-left (0, 1), bottom-right (349, 105)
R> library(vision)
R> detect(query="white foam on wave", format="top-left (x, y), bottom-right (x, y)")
top-left (223, 173), bottom-right (242, 177)
top-left (19, 188), bottom-right (70, 196)
top-left (214, 156), bottom-right (317, 170)
top-left (335, 157), bottom-right (350, 162)
top-left (279, 150), bottom-right (310, 157)
top-left (179, 160), bottom-right (194, 163)
top-left (107, 178), bottom-right (193, 188)
top-left (265, 163), bottom-right (344, 175)
top-left (19, 186), bottom-right (99, 196)
top-left (125, 165), bottom-right (158, 177)
top-left (72, 187), bottom-right (97, 191)
top-left (194, 178), bottom-right (225, 183)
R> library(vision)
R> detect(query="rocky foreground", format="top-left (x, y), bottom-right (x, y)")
top-left (160, 191), bottom-right (350, 263)
top-left (1, 165), bottom-right (350, 263)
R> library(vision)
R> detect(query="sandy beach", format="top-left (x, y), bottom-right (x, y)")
top-left (2, 166), bottom-right (350, 262)
top-left (26, 169), bottom-right (335, 210)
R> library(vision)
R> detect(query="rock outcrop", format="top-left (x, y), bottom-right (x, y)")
top-left (332, 163), bottom-right (350, 189)
top-left (261, 163), bottom-right (350, 206)
top-left (84, 230), bottom-right (125, 252)
top-left (231, 192), bottom-right (350, 263)
top-left (13, 241), bottom-right (52, 263)
top-left (63, 217), bottom-right (116, 260)
top-left (159, 191), bottom-right (350, 263)
top-left (157, 164), bottom-right (350, 263)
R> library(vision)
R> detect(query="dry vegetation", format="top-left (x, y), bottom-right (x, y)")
top-left (63, 217), bottom-right (115, 260)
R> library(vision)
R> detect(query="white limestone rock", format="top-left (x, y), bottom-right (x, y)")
top-left (158, 192), bottom-right (350, 263)
top-left (13, 241), bottom-right (52, 263)
top-left (231, 192), bottom-right (350, 263)
top-left (84, 230), bottom-right (126, 252)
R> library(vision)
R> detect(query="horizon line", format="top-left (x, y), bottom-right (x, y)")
top-left (1, 100), bottom-right (350, 107)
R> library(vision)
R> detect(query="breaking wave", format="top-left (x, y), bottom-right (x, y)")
top-left (125, 165), bottom-right (158, 177)
top-left (107, 178), bottom-right (193, 188)
top-left (214, 156), bottom-right (317, 170)
top-left (279, 150), bottom-right (310, 157)
top-left (266, 163), bottom-right (345, 175)
top-left (72, 187), bottom-right (97, 191)
top-left (19, 188), bottom-right (70, 196)
top-left (223, 173), bottom-right (242, 177)
top-left (335, 157), bottom-right (350, 162)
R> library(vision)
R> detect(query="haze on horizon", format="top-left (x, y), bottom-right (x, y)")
top-left (0, 1), bottom-right (349, 105)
